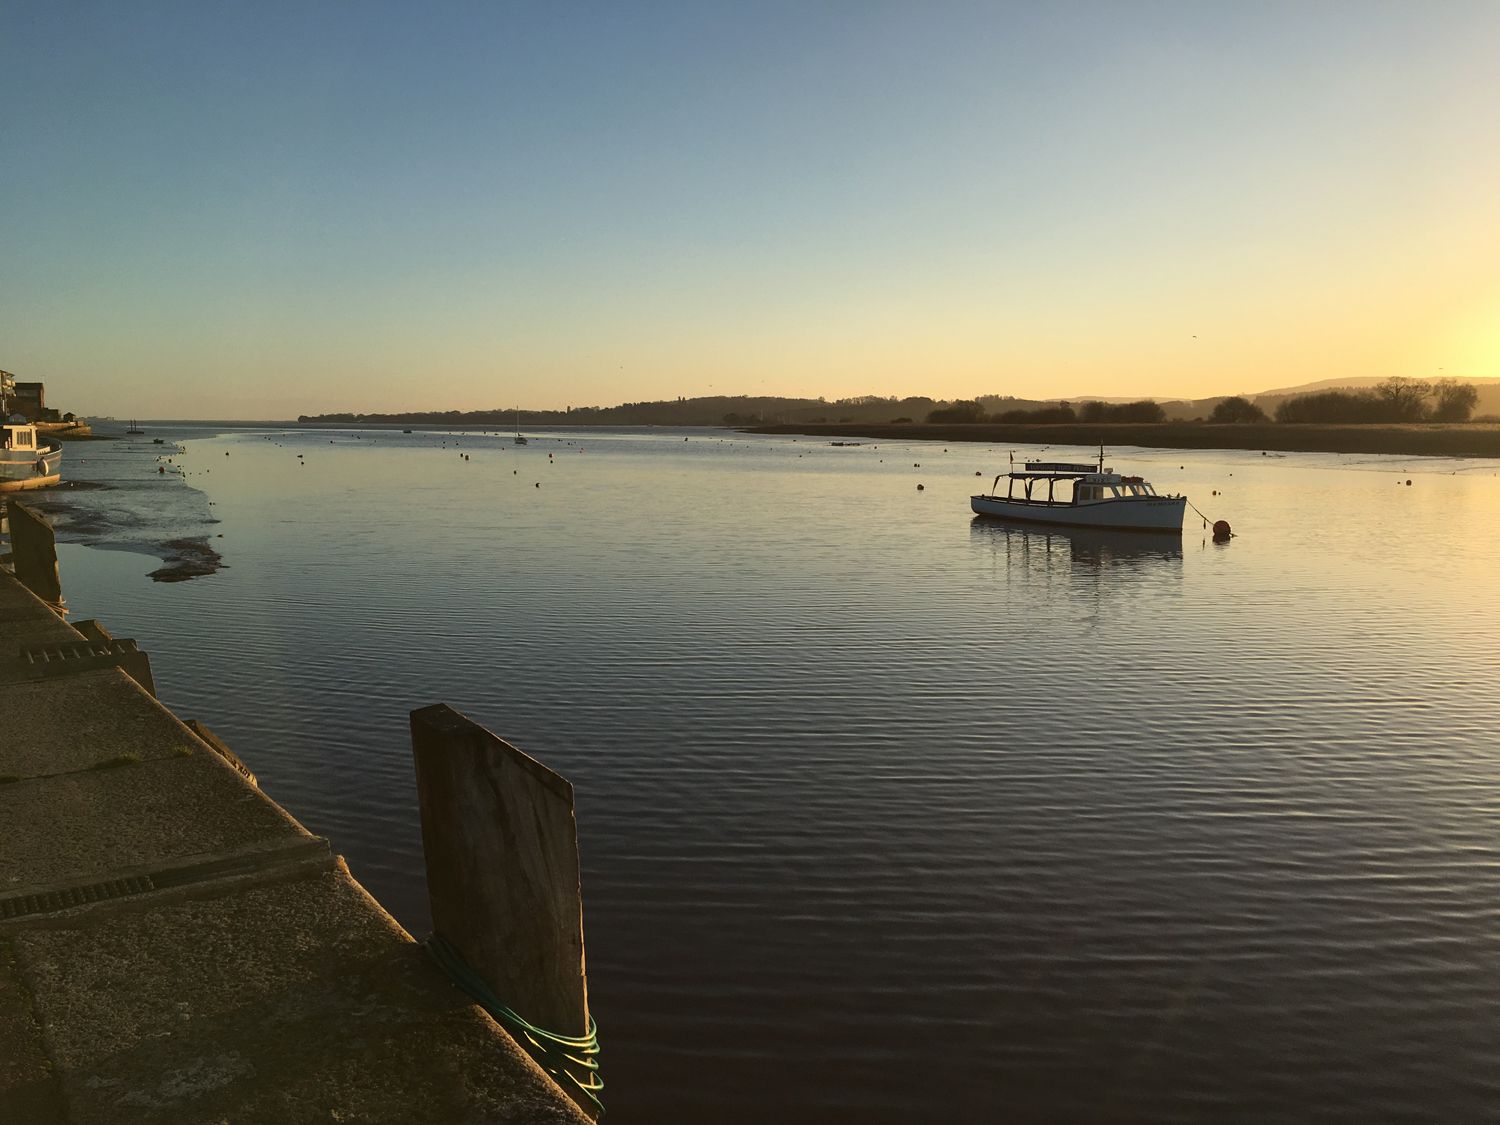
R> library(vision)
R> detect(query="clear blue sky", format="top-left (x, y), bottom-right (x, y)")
top-left (3, 1), bottom-right (1497, 418)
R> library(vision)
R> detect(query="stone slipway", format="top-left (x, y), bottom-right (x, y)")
top-left (0, 569), bottom-right (590, 1123)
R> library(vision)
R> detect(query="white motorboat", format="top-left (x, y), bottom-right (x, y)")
top-left (1, 419), bottom-right (63, 491)
top-left (971, 456), bottom-right (1185, 533)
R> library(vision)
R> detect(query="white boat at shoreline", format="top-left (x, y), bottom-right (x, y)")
top-left (1, 419), bottom-right (63, 491)
top-left (970, 457), bottom-right (1185, 533)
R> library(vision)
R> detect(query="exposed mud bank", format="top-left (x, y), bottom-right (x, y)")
top-left (744, 421), bottom-right (1500, 458)
top-left (19, 430), bottom-right (225, 582)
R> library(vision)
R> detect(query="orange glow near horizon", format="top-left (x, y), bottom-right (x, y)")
top-left (3, 4), bottom-right (1499, 417)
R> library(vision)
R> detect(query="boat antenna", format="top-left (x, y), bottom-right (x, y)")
top-left (1098, 442), bottom-right (1104, 473)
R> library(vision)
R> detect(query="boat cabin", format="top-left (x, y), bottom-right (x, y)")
top-left (2, 421), bottom-right (39, 453)
top-left (988, 461), bottom-right (1167, 508)
top-left (1075, 478), bottom-right (1163, 502)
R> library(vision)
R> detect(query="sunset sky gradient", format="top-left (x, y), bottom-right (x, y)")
top-left (3, 1), bottom-right (1497, 418)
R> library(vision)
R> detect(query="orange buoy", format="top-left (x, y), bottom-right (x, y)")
top-left (1212, 520), bottom-right (1232, 541)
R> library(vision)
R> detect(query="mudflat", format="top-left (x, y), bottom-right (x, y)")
top-left (745, 421), bottom-right (1500, 457)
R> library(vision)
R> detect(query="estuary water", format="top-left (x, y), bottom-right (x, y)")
top-left (55, 427), bottom-right (1500, 1123)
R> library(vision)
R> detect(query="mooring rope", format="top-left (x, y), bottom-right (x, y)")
top-left (424, 935), bottom-right (605, 1116)
top-left (1185, 497), bottom-right (1232, 536)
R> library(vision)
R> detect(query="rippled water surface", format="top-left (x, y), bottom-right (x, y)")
top-left (55, 427), bottom-right (1500, 1123)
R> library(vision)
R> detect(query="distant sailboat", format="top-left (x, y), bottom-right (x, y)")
top-left (514, 408), bottom-right (527, 446)
top-left (126, 419), bottom-right (144, 435)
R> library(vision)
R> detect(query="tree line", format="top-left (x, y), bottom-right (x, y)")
top-left (927, 378), bottom-right (1479, 425)
top-left (1267, 378), bottom-right (1477, 423)
top-left (928, 399), bottom-right (1168, 423)
top-left (299, 379), bottom-right (1482, 429)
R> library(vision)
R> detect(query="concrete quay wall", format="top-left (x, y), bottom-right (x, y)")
top-left (0, 566), bottom-right (590, 1124)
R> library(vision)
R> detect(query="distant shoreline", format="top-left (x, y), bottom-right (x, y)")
top-left (742, 422), bottom-right (1500, 459)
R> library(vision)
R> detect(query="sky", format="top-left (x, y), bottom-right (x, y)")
top-left (2, 1), bottom-right (1498, 419)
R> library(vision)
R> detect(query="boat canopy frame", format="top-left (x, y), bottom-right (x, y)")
top-left (985, 469), bottom-right (1163, 508)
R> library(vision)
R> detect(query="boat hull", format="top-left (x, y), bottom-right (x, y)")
top-left (0, 441), bottom-right (63, 492)
top-left (970, 493), bottom-right (1185, 532)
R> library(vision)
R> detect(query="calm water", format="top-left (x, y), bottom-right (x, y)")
top-left (56, 427), bottom-right (1500, 1123)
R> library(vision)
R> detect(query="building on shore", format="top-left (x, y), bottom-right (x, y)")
top-left (2, 371), bottom-right (62, 423)
top-left (14, 381), bottom-right (58, 422)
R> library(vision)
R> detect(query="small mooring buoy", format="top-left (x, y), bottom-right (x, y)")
top-left (1212, 519), bottom-right (1232, 541)
top-left (1406, 479), bottom-right (1412, 486)
top-left (916, 483), bottom-right (925, 491)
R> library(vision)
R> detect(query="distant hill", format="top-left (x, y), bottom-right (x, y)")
top-left (299, 394), bottom-right (949, 428)
top-left (1250, 375), bottom-right (1500, 397)
top-left (298, 376), bottom-right (1500, 428)
top-left (1179, 376), bottom-right (1500, 423)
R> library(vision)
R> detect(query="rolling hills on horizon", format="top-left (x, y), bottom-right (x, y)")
top-left (295, 374), bottom-right (1500, 427)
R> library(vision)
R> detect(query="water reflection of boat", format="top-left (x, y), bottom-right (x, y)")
top-left (971, 456), bottom-right (1185, 532)
top-left (970, 518), bottom-right (1183, 567)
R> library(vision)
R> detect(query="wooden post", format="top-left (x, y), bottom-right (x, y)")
top-left (409, 704), bottom-right (593, 1113)
top-left (6, 500), bottom-right (62, 608)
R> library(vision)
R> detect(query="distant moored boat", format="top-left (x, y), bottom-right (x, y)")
top-left (971, 453), bottom-right (1186, 533)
